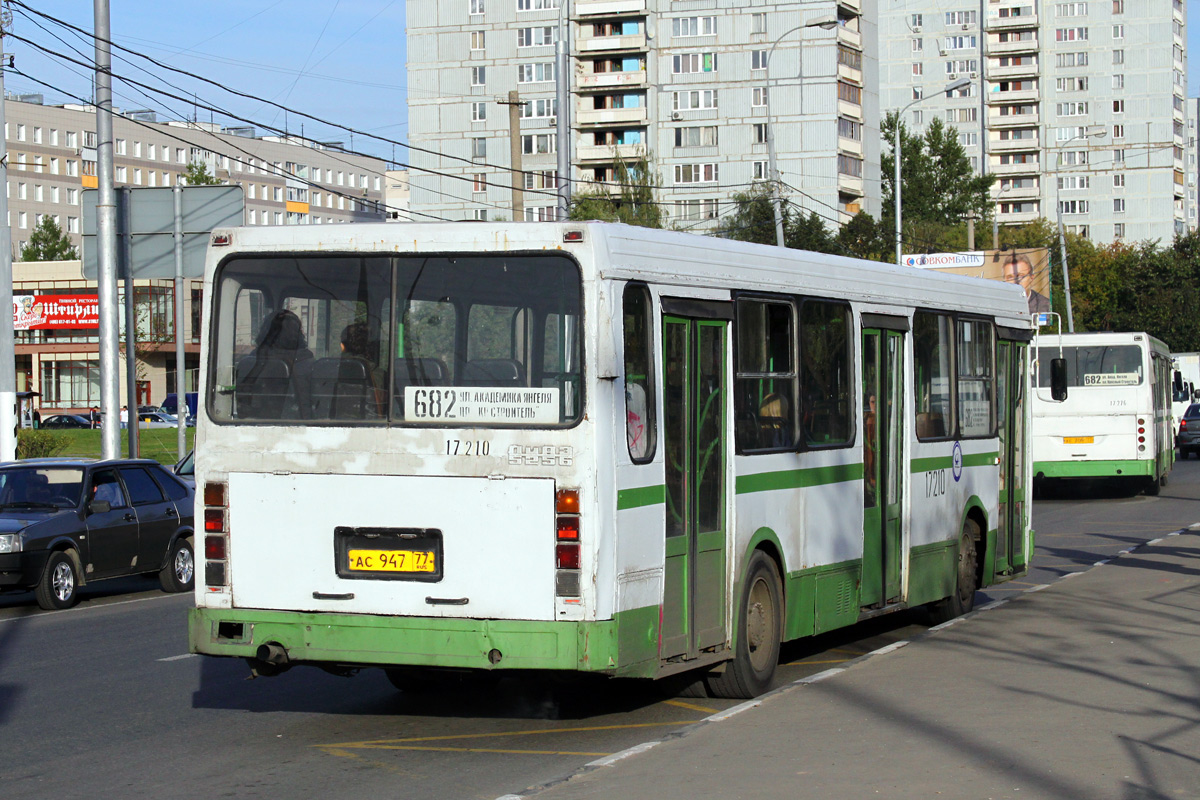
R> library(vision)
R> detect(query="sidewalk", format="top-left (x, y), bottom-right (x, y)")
top-left (523, 530), bottom-right (1200, 800)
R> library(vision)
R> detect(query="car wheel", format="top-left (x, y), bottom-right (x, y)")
top-left (159, 536), bottom-right (194, 593)
top-left (36, 550), bottom-right (80, 610)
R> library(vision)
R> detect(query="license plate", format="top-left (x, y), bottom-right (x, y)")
top-left (1063, 436), bottom-right (1094, 444)
top-left (347, 548), bottom-right (436, 573)
top-left (335, 526), bottom-right (443, 582)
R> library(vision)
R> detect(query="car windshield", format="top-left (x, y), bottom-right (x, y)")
top-left (0, 467), bottom-right (84, 509)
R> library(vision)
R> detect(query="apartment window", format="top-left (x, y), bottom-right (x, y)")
top-left (946, 108), bottom-right (978, 123)
top-left (1057, 102), bottom-right (1089, 116)
top-left (837, 154), bottom-right (863, 177)
top-left (18, 211), bottom-right (26, 229)
top-left (32, 127), bottom-right (42, 144)
top-left (523, 207), bottom-right (554, 221)
top-left (66, 131), bottom-right (77, 148)
top-left (674, 163), bottom-right (718, 184)
top-left (470, 0), bottom-right (484, 14)
top-left (751, 50), bottom-right (767, 71)
top-left (15, 124), bottom-right (24, 141)
top-left (1056, 52), bottom-right (1088, 67)
top-left (1055, 3), bottom-right (1088, 16)
top-left (1058, 199), bottom-right (1089, 214)
top-left (517, 27), bottom-right (555, 47)
top-left (945, 10), bottom-right (977, 25)
top-left (68, 216), bottom-right (79, 234)
top-left (1112, 25), bottom-right (1124, 39)
top-left (517, 62), bottom-right (555, 83)
top-left (116, 166), bottom-right (127, 182)
top-left (148, 144), bottom-right (156, 160)
top-left (673, 90), bottom-right (718, 111)
top-left (943, 35), bottom-right (977, 50)
top-left (273, 186), bottom-right (283, 202)
top-left (49, 129), bottom-right (58, 146)
top-left (672, 16), bottom-right (716, 37)
top-left (912, 62), bottom-right (923, 76)
top-left (116, 138), bottom-right (126, 155)
top-left (34, 185), bottom-right (43, 202)
top-left (838, 82), bottom-right (861, 104)
top-left (1113, 0), bottom-right (1123, 11)
top-left (176, 148), bottom-right (185, 163)
top-left (521, 133), bottom-right (556, 154)
top-left (1113, 198), bottom-right (1126, 213)
top-left (838, 117), bottom-right (862, 141)
top-left (517, 0), bottom-right (559, 9)
top-left (471, 31), bottom-right (485, 50)
top-left (911, 14), bottom-right (924, 27)
top-left (912, 110), bottom-right (923, 126)
top-left (752, 87), bottom-right (768, 107)
top-left (472, 102), bottom-right (487, 122)
top-left (33, 156), bottom-right (43, 173)
top-left (1113, 174), bottom-right (1125, 188)
top-left (471, 66), bottom-right (486, 86)
top-left (1113, 99), bottom-right (1125, 113)
top-left (753, 123), bottom-right (768, 145)
top-left (520, 98), bottom-right (558, 119)
top-left (1056, 77), bottom-right (1089, 92)
top-left (751, 13), bottom-right (765, 34)
top-left (524, 170), bottom-right (555, 190)
top-left (134, 169), bottom-right (142, 185)
top-left (50, 186), bottom-right (59, 203)
top-left (67, 188), bottom-right (77, 204)
top-left (1114, 223), bottom-right (1125, 238)
top-left (49, 158), bottom-right (59, 175)
top-left (16, 182), bottom-right (24, 200)
top-left (1057, 175), bottom-right (1090, 190)
top-left (1113, 49), bottom-right (1124, 65)
top-left (673, 53), bottom-right (717, 74)
top-left (675, 126), bottom-right (718, 147)
top-left (1112, 74), bottom-right (1124, 90)
top-left (472, 209), bottom-right (489, 222)
top-left (248, 183), bottom-right (257, 200)
top-left (912, 38), bottom-right (923, 52)
top-left (1055, 28), bottom-right (1089, 41)
top-left (473, 173), bottom-right (486, 193)
top-left (959, 132), bottom-right (978, 147)
top-left (753, 161), bottom-right (768, 180)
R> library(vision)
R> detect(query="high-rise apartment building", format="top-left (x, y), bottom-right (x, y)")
top-left (3, 95), bottom-right (388, 256)
top-left (1187, 97), bottom-right (1198, 233)
top-left (407, 0), bottom-right (879, 230)
top-left (880, 1), bottom-right (1187, 247)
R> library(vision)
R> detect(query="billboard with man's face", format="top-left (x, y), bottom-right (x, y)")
top-left (903, 249), bottom-right (1051, 315)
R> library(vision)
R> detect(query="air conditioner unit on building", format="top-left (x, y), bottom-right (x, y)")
top-left (970, 71), bottom-right (978, 79)
top-left (548, 117), bottom-right (556, 126)
top-left (913, 25), bottom-right (921, 32)
top-left (671, 111), bottom-right (681, 121)
top-left (962, 23), bottom-right (970, 30)
top-left (948, 73), bottom-right (958, 79)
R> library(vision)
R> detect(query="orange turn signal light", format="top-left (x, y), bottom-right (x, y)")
top-left (556, 488), bottom-right (580, 514)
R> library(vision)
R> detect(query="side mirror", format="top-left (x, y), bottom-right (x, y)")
top-left (1174, 371), bottom-right (1184, 394)
top-left (89, 500), bottom-right (111, 515)
top-left (1051, 358), bottom-right (1069, 402)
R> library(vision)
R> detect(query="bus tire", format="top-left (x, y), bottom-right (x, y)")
top-left (1144, 476), bottom-right (1162, 496)
top-left (706, 550), bottom-right (782, 700)
top-left (927, 521), bottom-right (978, 625)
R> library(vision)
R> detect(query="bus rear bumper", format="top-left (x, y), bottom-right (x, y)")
top-left (1033, 459), bottom-right (1155, 479)
top-left (188, 606), bottom-right (658, 676)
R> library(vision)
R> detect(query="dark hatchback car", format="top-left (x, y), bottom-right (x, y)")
top-left (1178, 404), bottom-right (1200, 458)
top-left (0, 458), bottom-right (195, 610)
top-left (39, 414), bottom-right (94, 429)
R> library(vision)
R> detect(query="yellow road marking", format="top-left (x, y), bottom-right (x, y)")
top-left (662, 699), bottom-right (718, 713)
top-left (315, 721), bottom-right (696, 754)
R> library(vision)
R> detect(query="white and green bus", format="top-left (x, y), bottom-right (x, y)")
top-left (189, 222), bottom-right (1034, 698)
top-left (1032, 331), bottom-right (1174, 495)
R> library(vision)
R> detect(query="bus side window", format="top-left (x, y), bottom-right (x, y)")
top-left (623, 283), bottom-right (656, 462)
top-left (799, 300), bottom-right (853, 447)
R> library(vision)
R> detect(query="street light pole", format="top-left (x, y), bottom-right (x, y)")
top-left (1053, 124), bottom-right (1106, 332)
top-left (764, 15), bottom-right (837, 247)
top-left (555, 0), bottom-right (571, 221)
top-left (895, 76), bottom-right (972, 265)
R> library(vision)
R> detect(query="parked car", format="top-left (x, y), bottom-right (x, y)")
top-left (0, 458), bottom-right (195, 609)
top-left (137, 411), bottom-right (178, 428)
top-left (1176, 403), bottom-right (1200, 458)
top-left (173, 450), bottom-right (194, 487)
top-left (39, 414), bottom-right (94, 429)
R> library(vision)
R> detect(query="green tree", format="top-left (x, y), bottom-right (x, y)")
top-left (715, 185), bottom-right (779, 245)
top-left (568, 152), bottom-right (665, 228)
top-left (880, 112), bottom-right (995, 254)
top-left (183, 160), bottom-right (222, 185)
top-left (19, 216), bottom-right (78, 262)
top-left (836, 211), bottom-right (890, 262)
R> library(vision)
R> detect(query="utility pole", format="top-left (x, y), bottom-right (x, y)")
top-left (555, 1), bottom-right (570, 220)
top-left (95, 0), bottom-right (121, 458)
top-left (499, 91), bottom-right (525, 220)
top-left (0, 2), bottom-right (15, 461)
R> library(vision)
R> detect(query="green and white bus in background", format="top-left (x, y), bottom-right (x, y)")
top-left (189, 222), bottom-right (1034, 698)
top-left (1033, 331), bottom-right (1173, 495)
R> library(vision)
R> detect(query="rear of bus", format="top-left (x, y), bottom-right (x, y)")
top-left (1033, 336), bottom-right (1168, 490)
top-left (189, 224), bottom-right (609, 678)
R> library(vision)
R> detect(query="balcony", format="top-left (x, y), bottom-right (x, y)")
top-left (837, 173), bottom-right (864, 197)
top-left (574, 0), bottom-right (645, 17)
top-left (577, 142), bottom-right (644, 162)
top-left (986, 87), bottom-right (1039, 105)
top-left (576, 33), bottom-right (647, 53)
top-left (989, 112), bottom-right (1039, 129)
top-left (990, 160), bottom-right (1040, 176)
top-left (998, 208), bottom-right (1040, 224)
top-left (837, 62), bottom-right (863, 84)
top-left (837, 25), bottom-right (861, 50)
top-left (988, 12), bottom-right (1039, 31)
top-left (576, 106), bottom-right (648, 126)
top-left (577, 71), bottom-right (647, 90)
top-left (989, 63), bottom-right (1039, 81)
top-left (838, 137), bottom-right (863, 158)
top-left (988, 38), bottom-right (1038, 56)
top-left (995, 183), bottom-right (1040, 201)
top-left (990, 137), bottom-right (1039, 153)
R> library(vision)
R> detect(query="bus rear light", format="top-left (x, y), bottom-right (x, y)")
top-left (1138, 427), bottom-right (1145, 434)
top-left (204, 509), bottom-right (225, 533)
top-left (556, 488), bottom-right (580, 514)
top-left (556, 542), bottom-right (581, 570)
top-left (1138, 436), bottom-right (1146, 443)
top-left (205, 562), bottom-right (227, 586)
top-left (204, 482), bottom-right (226, 508)
top-left (1138, 418), bottom-right (1145, 426)
top-left (205, 535), bottom-right (226, 560)
top-left (556, 517), bottom-right (580, 540)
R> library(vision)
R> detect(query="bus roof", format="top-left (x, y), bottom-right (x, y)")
top-left (205, 221), bottom-right (1032, 328)
top-left (1047, 331), bottom-right (1171, 354)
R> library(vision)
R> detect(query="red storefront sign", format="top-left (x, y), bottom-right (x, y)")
top-left (13, 294), bottom-right (101, 330)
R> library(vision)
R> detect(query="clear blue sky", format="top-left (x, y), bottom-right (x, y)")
top-left (5, 1), bottom-right (408, 164)
top-left (4, 1), bottom-right (1197, 166)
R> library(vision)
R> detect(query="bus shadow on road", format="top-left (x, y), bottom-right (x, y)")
top-left (1036, 477), bottom-right (1151, 501)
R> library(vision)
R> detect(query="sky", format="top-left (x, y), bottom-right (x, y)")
top-left (4, 1), bottom-right (1198, 168)
top-left (5, 1), bottom-right (409, 164)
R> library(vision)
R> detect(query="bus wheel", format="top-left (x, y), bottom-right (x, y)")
top-left (1144, 475), bottom-right (1162, 496)
top-left (927, 521), bottom-right (978, 625)
top-left (707, 550), bottom-right (782, 700)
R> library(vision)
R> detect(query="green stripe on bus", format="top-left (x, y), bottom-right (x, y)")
top-left (1033, 459), bottom-right (1155, 478)
top-left (617, 484), bottom-right (667, 510)
top-left (735, 462), bottom-right (863, 495)
top-left (911, 451), bottom-right (999, 473)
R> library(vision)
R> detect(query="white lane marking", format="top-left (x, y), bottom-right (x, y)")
top-left (703, 699), bottom-right (761, 723)
top-left (796, 667), bottom-right (846, 684)
top-left (1025, 584), bottom-right (1050, 593)
top-left (585, 740), bottom-right (661, 768)
top-left (157, 653), bottom-right (198, 662)
top-left (867, 641), bottom-right (908, 657)
top-left (0, 592), bottom-right (188, 624)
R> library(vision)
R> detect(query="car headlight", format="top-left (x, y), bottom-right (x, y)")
top-left (0, 533), bottom-right (21, 554)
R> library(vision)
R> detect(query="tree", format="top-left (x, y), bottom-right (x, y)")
top-left (569, 152), bottom-right (665, 228)
top-left (183, 160), bottom-right (222, 185)
top-left (880, 112), bottom-right (994, 254)
top-left (715, 185), bottom-right (779, 245)
top-left (20, 216), bottom-right (78, 262)
top-left (836, 212), bottom-right (890, 262)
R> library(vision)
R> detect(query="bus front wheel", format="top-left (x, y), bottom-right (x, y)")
top-left (707, 550), bottom-right (782, 700)
top-left (927, 521), bottom-right (979, 625)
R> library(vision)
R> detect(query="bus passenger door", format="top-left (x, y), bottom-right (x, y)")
top-left (661, 314), bottom-right (728, 661)
top-left (861, 328), bottom-right (904, 608)
top-left (996, 342), bottom-right (1030, 574)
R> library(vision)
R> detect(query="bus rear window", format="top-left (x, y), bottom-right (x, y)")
top-left (210, 254), bottom-right (583, 427)
top-left (1036, 345), bottom-right (1143, 388)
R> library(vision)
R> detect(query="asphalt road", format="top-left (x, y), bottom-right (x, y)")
top-left (2, 459), bottom-right (1197, 800)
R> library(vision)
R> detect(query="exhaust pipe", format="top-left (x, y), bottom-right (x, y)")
top-left (256, 642), bottom-right (289, 666)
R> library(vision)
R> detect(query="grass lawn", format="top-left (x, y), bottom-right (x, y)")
top-left (34, 428), bottom-right (194, 466)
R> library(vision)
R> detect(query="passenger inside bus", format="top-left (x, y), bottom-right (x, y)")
top-left (235, 309), bottom-right (314, 419)
top-left (309, 322), bottom-right (387, 420)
